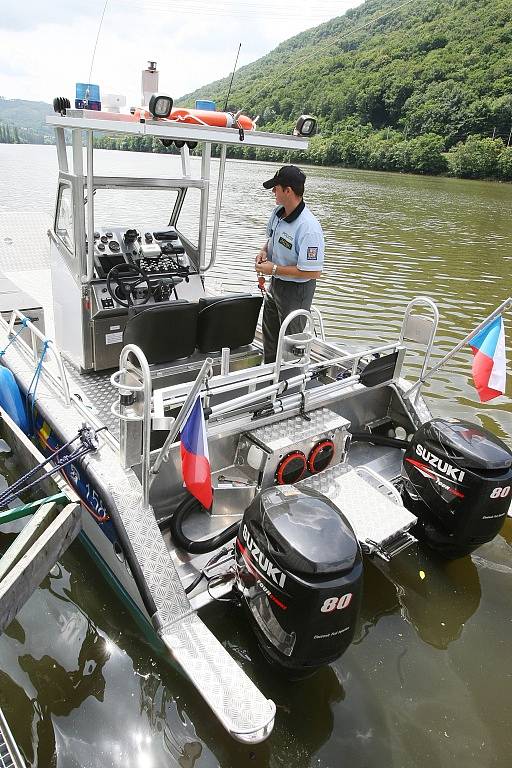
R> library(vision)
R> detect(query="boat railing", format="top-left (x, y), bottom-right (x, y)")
top-left (398, 296), bottom-right (439, 401)
top-left (273, 309), bottom-right (317, 387)
top-left (405, 296), bottom-right (512, 400)
top-left (310, 305), bottom-right (326, 341)
top-left (111, 348), bottom-right (213, 504)
top-left (151, 337), bottom-right (406, 435)
top-left (1, 310), bottom-right (71, 407)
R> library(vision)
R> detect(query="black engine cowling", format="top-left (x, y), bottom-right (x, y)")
top-left (235, 485), bottom-right (363, 676)
top-left (402, 418), bottom-right (512, 557)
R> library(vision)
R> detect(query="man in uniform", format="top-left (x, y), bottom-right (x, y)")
top-left (255, 165), bottom-right (325, 363)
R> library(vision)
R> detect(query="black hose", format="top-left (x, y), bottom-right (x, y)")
top-left (350, 431), bottom-right (410, 449)
top-left (170, 493), bottom-right (240, 554)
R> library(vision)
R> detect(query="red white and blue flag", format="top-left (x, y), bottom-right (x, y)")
top-left (469, 316), bottom-right (507, 402)
top-left (180, 395), bottom-right (213, 509)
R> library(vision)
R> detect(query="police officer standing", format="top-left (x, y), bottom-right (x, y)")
top-left (255, 165), bottom-right (325, 364)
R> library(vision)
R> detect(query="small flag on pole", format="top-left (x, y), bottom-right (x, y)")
top-left (180, 395), bottom-right (213, 509)
top-left (468, 316), bottom-right (506, 402)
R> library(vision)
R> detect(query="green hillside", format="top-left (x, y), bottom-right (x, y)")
top-left (0, 98), bottom-right (54, 144)
top-left (177, 0), bottom-right (512, 179)
top-left (2, 0), bottom-right (512, 179)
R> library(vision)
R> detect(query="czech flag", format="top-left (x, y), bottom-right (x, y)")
top-left (180, 395), bottom-right (213, 509)
top-left (468, 316), bottom-right (507, 402)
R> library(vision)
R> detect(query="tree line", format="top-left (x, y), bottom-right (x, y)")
top-left (3, 0), bottom-right (512, 181)
top-left (91, 130), bottom-right (512, 181)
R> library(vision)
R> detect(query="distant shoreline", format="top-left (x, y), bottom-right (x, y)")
top-left (1, 132), bottom-right (511, 185)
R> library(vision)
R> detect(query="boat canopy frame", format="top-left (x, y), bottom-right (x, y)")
top-left (47, 112), bottom-right (309, 284)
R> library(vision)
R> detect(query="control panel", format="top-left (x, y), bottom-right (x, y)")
top-left (88, 225), bottom-right (198, 315)
top-left (88, 225), bottom-right (192, 281)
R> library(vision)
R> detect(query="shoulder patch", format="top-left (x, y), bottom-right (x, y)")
top-left (307, 246), bottom-right (318, 260)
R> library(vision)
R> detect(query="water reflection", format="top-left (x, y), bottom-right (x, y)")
top-left (360, 546), bottom-right (482, 650)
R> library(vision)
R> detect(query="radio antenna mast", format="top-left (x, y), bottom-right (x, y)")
top-left (88, 0), bottom-right (110, 85)
top-left (223, 43), bottom-right (242, 112)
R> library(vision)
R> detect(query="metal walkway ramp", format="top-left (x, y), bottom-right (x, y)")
top-left (299, 463), bottom-right (417, 559)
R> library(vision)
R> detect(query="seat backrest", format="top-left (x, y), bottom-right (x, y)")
top-left (196, 294), bottom-right (263, 353)
top-left (123, 300), bottom-right (199, 365)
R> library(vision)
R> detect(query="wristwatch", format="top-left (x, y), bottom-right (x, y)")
top-left (272, 263), bottom-right (278, 276)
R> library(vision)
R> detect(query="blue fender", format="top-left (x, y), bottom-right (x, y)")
top-left (0, 365), bottom-right (29, 434)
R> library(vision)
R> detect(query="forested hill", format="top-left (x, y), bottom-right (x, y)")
top-left (2, 0), bottom-right (512, 179)
top-left (177, 0), bottom-right (512, 179)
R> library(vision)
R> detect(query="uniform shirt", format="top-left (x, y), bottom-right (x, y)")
top-left (266, 201), bottom-right (325, 283)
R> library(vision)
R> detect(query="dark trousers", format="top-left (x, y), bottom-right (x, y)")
top-left (262, 277), bottom-right (316, 363)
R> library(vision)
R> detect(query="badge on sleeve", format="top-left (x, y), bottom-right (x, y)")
top-left (307, 247), bottom-right (318, 260)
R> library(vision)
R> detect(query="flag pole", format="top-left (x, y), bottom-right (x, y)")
top-left (405, 297), bottom-right (512, 399)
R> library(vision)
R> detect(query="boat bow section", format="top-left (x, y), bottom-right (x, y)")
top-left (161, 613), bottom-right (276, 743)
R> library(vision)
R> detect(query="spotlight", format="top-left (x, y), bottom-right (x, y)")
top-left (148, 93), bottom-right (174, 119)
top-left (294, 114), bottom-right (317, 137)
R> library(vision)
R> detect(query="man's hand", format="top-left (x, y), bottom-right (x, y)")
top-left (255, 244), bottom-right (268, 265)
top-left (255, 260), bottom-right (272, 275)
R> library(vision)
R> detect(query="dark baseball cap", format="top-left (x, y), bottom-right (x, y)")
top-left (262, 165), bottom-right (306, 189)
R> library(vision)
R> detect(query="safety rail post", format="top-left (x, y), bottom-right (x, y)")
top-left (273, 309), bottom-right (316, 387)
top-left (6, 310), bottom-right (71, 406)
top-left (405, 296), bottom-right (512, 400)
top-left (310, 305), bottom-right (326, 341)
top-left (150, 357), bottom-right (213, 486)
top-left (398, 297), bottom-right (439, 402)
top-left (111, 345), bottom-right (153, 509)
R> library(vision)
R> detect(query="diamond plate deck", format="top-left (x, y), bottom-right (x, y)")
top-left (63, 361), bottom-right (120, 440)
top-left (299, 464), bottom-right (417, 547)
top-left (162, 613), bottom-right (275, 743)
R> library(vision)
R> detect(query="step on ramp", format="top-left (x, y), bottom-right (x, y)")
top-left (162, 613), bottom-right (276, 743)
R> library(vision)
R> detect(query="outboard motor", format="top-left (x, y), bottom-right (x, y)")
top-left (235, 486), bottom-right (363, 676)
top-left (402, 419), bottom-right (512, 558)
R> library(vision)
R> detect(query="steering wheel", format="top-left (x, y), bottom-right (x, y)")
top-left (106, 263), bottom-right (151, 308)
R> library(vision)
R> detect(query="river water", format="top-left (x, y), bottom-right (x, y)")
top-left (0, 144), bottom-right (511, 768)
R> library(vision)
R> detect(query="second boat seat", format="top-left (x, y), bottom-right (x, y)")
top-left (124, 301), bottom-right (199, 365)
top-left (197, 294), bottom-right (263, 353)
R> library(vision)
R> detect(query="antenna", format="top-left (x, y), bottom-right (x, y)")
top-left (88, 0), bottom-right (110, 85)
top-left (223, 43), bottom-right (242, 113)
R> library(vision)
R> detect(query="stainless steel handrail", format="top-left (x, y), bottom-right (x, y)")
top-left (273, 309), bottom-right (316, 386)
top-left (114, 345), bottom-right (153, 509)
top-left (399, 296), bottom-right (439, 401)
top-left (405, 296), bottom-right (512, 400)
top-left (150, 357), bottom-right (213, 485)
top-left (5, 311), bottom-right (71, 406)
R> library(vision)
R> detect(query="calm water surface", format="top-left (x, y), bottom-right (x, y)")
top-left (0, 144), bottom-right (511, 767)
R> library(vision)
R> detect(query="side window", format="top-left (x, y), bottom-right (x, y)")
top-left (56, 184), bottom-right (74, 254)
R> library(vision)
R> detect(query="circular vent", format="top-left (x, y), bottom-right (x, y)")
top-left (308, 439), bottom-right (335, 474)
top-left (275, 451), bottom-right (307, 485)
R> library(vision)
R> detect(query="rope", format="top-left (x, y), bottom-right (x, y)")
top-left (25, 340), bottom-right (50, 436)
top-left (0, 318), bottom-right (28, 358)
top-left (0, 425), bottom-right (102, 509)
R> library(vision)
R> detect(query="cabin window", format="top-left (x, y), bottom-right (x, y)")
top-left (55, 184), bottom-right (74, 254)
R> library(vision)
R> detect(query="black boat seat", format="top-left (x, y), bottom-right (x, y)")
top-left (197, 294), bottom-right (263, 353)
top-left (123, 300), bottom-right (199, 365)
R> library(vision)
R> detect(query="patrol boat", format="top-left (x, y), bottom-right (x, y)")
top-left (0, 83), bottom-right (511, 745)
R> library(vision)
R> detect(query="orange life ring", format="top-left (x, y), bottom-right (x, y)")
top-left (135, 107), bottom-right (254, 131)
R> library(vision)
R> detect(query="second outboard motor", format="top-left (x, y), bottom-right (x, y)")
top-left (402, 418), bottom-right (512, 558)
top-left (235, 486), bottom-right (363, 677)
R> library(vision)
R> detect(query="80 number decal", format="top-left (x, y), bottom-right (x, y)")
top-left (490, 486), bottom-right (510, 499)
top-left (321, 593), bottom-right (353, 613)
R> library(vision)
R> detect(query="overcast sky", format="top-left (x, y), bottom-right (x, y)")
top-left (0, 0), bottom-right (363, 106)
